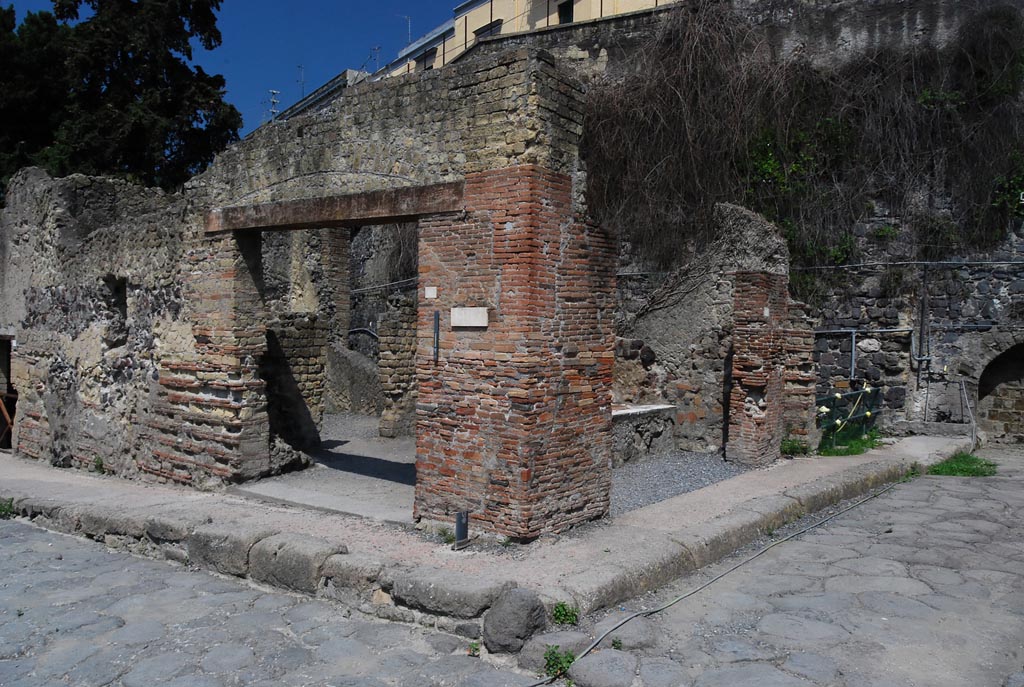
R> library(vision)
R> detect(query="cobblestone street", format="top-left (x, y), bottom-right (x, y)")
top-left (573, 445), bottom-right (1024, 687)
top-left (2, 445), bottom-right (1024, 687)
top-left (0, 522), bottom-right (532, 687)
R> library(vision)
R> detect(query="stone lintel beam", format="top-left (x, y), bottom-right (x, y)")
top-left (206, 181), bottom-right (465, 234)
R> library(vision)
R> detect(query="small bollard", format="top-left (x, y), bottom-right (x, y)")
top-left (453, 511), bottom-right (470, 550)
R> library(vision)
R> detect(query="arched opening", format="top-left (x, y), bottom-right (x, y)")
top-left (977, 343), bottom-right (1024, 442)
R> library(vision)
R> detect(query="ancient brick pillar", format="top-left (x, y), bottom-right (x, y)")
top-left (781, 298), bottom-right (822, 448)
top-left (142, 233), bottom-right (272, 484)
top-left (725, 272), bottom-right (789, 466)
top-left (415, 165), bottom-right (615, 538)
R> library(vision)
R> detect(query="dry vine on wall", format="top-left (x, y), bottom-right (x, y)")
top-left (583, 1), bottom-right (1024, 299)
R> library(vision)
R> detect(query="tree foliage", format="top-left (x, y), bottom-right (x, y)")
top-left (0, 0), bottom-right (241, 197)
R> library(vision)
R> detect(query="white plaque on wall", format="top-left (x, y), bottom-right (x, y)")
top-left (451, 307), bottom-right (488, 328)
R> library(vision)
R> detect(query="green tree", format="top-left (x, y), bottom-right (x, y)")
top-left (0, 6), bottom-right (72, 191)
top-left (1, 0), bottom-right (241, 197)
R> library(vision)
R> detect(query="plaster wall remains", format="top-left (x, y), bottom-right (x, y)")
top-left (615, 204), bottom-right (792, 453)
top-left (0, 171), bottom-right (199, 479)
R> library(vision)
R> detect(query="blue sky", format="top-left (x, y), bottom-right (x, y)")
top-left (12, 1), bottom-right (457, 134)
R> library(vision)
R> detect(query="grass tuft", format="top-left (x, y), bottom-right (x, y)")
top-left (819, 429), bottom-right (881, 456)
top-left (551, 601), bottom-right (579, 626)
top-left (927, 452), bottom-right (997, 477)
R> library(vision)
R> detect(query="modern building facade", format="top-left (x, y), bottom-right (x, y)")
top-left (384, 0), bottom-right (677, 76)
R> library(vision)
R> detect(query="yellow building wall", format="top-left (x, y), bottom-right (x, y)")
top-left (385, 0), bottom-right (676, 78)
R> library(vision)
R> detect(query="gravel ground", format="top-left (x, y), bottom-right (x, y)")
top-left (611, 451), bottom-right (751, 516)
top-left (312, 415), bottom-right (752, 528)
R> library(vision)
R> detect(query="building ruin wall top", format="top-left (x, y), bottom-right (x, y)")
top-left (191, 48), bottom-right (585, 215)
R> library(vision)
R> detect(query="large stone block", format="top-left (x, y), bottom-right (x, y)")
top-left (186, 523), bottom-right (279, 577)
top-left (391, 568), bottom-right (515, 619)
top-left (248, 533), bottom-right (348, 594)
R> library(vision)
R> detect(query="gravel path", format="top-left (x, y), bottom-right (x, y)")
top-left (611, 451), bottom-right (751, 516)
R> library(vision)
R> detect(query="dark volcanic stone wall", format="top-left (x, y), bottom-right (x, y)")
top-left (0, 171), bottom-right (191, 478)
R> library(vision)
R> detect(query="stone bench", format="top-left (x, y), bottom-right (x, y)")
top-left (611, 404), bottom-right (677, 467)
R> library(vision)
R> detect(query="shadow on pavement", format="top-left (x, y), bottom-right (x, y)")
top-left (311, 441), bottom-right (417, 486)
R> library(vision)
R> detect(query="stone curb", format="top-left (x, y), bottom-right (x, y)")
top-left (563, 438), bottom-right (972, 614)
top-left (0, 436), bottom-right (972, 642)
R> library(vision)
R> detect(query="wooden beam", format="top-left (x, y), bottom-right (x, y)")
top-left (206, 181), bottom-right (465, 234)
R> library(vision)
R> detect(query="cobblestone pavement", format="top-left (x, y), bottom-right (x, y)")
top-left (577, 445), bottom-right (1024, 687)
top-left (0, 522), bottom-right (533, 687)
top-left (3, 446), bottom-right (1024, 687)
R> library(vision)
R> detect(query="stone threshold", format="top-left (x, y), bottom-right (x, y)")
top-left (612, 404), bottom-right (677, 418)
top-left (0, 435), bottom-right (972, 643)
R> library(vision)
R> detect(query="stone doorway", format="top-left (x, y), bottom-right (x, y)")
top-left (232, 220), bottom-right (421, 525)
top-left (203, 167), bottom-right (617, 538)
top-left (978, 342), bottom-right (1024, 442)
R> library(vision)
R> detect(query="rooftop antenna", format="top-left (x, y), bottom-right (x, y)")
top-left (297, 65), bottom-right (306, 98)
top-left (372, 46), bottom-right (381, 72)
top-left (268, 89), bottom-right (281, 120)
top-left (398, 15), bottom-right (411, 45)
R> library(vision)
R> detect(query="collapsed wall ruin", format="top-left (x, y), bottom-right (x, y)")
top-left (0, 0), bottom-right (1020, 541)
top-left (0, 48), bottom-right (628, 538)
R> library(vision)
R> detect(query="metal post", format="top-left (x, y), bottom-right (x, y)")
top-left (453, 511), bottom-right (470, 550)
top-left (433, 311), bottom-right (440, 365)
top-left (918, 266), bottom-right (929, 421)
top-left (850, 331), bottom-right (857, 381)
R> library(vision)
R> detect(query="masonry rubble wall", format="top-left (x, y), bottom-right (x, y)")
top-left (377, 293), bottom-right (417, 438)
top-left (6, 0), bottom-right (1008, 532)
top-left (467, 0), bottom-right (1020, 80)
top-left (980, 379), bottom-right (1024, 442)
top-left (812, 224), bottom-right (1024, 440)
top-left (615, 204), bottom-right (791, 453)
top-left (0, 171), bottom-right (200, 480)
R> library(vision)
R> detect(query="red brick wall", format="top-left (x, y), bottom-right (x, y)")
top-left (140, 233), bottom-right (271, 485)
top-left (415, 164), bottom-right (615, 538)
top-left (725, 272), bottom-right (789, 466)
top-left (781, 298), bottom-right (820, 447)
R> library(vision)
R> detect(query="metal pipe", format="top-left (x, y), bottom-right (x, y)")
top-left (348, 328), bottom-right (379, 340)
top-left (909, 331), bottom-right (932, 365)
top-left (794, 260), bottom-right (1024, 272)
top-left (350, 277), bottom-right (418, 295)
top-left (960, 380), bottom-right (978, 449)
top-left (814, 328), bottom-right (914, 335)
top-left (850, 331), bottom-right (857, 381)
top-left (453, 511), bottom-right (470, 550)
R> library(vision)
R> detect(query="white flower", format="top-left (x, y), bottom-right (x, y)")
top-left (818, 405), bottom-right (831, 414)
